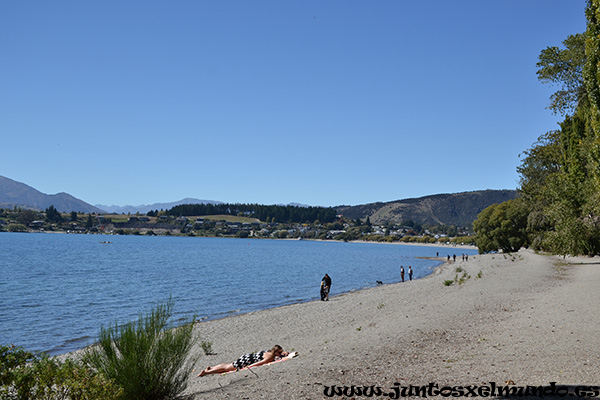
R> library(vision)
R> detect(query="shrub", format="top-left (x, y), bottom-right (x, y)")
top-left (0, 345), bottom-right (36, 386)
top-left (7, 224), bottom-right (27, 232)
top-left (0, 345), bottom-right (121, 400)
top-left (84, 298), bottom-right (198, 400)
top-left (200, 341), bottom-right (213, 355)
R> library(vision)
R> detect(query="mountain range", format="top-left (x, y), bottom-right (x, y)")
top-left (0, 175), bottom-right (104, 214)
top-left (96, 199), bottom-right (223, 214)
top-left (0, 175), bottom-right (517, 227)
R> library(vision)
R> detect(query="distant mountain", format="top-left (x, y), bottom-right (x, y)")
top-left (336, 189), bottom-right (518, 227)
top-left (95, 198), bottom-right (223, 214)
top-left (0, 175), bottom-right (104, 214)
top-left (0, 175), bottom-right (516, 225)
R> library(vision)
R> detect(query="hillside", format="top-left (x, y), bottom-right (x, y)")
top-left (336, 189), bottom-right (517, 227)
top-left (0, 176), bottom-right (103, 214)
top-left (95, 198), bottom-right (223, 214)
top-left (0, 175), bottom-right (517, 226)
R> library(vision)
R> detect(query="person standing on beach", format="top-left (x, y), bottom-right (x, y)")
top-left (400, 266), bottom-right (405, 282)
top-left (408, 266), bottom-right (413, 281)
top-left (321, 274), bottom-right (331, 301)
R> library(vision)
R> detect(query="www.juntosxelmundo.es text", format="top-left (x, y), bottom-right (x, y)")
top-left (323, 382), bottom-right (600, 398)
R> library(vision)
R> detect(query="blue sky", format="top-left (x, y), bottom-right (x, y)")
top-left (1, 1), bottom-right (587, 207)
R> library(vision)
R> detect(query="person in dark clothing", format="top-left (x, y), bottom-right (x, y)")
top-left (321, 273), bottom-right (331, 301)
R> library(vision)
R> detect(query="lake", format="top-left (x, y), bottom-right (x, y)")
top-left (0, 232), bottom-right (477, 355)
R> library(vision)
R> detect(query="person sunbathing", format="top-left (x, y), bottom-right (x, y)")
top-left (197, 345), bottom-right (289, 376)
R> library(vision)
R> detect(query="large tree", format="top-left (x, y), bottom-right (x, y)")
top-left (537, 33), bottom-right (586, 116)
top-left (473, 200), bottom-right (529, 254)
top-left (474, 1), bottom-right (600, 255)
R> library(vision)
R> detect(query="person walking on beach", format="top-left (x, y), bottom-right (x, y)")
top-left (408, 266), bottom-right (413, 281)
top-left (321, 273), bottom-right (331, 301)
top-left (400, 266), bottom-right (405, 282)
top-left (197, 345), bottom-right (289, 376)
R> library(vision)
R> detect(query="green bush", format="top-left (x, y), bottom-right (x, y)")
top-left (0, 345), bottom-right (121, 400)
top-left (0, 345), bottom-right (36, 386)
top-left (7, 224), bottom-right (27, 232)
top-left (200, 340), bottom-right (213, 355)
top-left (83, 298), bottom-right (198, 400)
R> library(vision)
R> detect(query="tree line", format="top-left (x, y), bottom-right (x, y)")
top-left (474, 0), bottom-right (600, 256)
top-left (165, 203), bottom-right (338, 224)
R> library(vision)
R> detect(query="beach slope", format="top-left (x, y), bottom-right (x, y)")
top-left (186, 249), bottom-right (600, 399)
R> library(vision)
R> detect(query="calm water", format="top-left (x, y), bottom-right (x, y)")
top-left (0, 232), bottom-right (477, 355)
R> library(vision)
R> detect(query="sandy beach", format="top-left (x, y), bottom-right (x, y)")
top-left (185, 249), bottom-right (600, 399)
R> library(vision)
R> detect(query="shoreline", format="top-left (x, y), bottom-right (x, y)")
top-left (7, 230), bottom-right (477, 250)
top-left (11, 234), bottom-right (474, 357)
top-left (189, 253), bottom-right (451, 328)
top-left (184, 249), bottom-right (600, 399)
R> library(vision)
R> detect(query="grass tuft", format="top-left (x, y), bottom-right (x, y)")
top-left (84, 297), bottom-right (198, 400)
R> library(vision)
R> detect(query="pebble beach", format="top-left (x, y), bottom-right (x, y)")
top-left (186, 249), bottom-right (600, 399)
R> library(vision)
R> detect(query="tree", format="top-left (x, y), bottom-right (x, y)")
top-left (473, 199), bottom-right (529, 254)
top-left (537, 33), bottom-right (586, 116)
top-left (17, 209), bottom-right (39, 226)
top-left (70, 211), bottom-right (78, 221)
top-left (510, 2), bottom-right (600, 256)
top-left (45, 205), bottom-right (63, 223)
top-left (85, 214), bottom-right (94, 229)
top-left (585, 0), bottom-right (600, 134)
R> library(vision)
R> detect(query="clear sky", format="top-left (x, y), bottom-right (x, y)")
top-left (0, 1), bottom-right (587, 207)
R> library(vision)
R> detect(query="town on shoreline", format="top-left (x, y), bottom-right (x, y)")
top-left (0, 206), bottom-right (474, 246)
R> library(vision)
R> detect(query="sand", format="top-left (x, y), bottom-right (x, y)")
top-left (185, 249), bottom-right (600, 399)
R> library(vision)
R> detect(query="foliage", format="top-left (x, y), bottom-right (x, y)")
top-left (200, 341), bottom-right (213, 356)
top-left (7, 224), bottom-right (28, 232)
top-left (537, 33), bottom-right (586, 115)
top-left (86, 214), bottom-right (94, 229)
top-left (473, 3), bottom-right (600, 256)
top-left (235, 230), bottom-right (249, 238)
top-left (16, 210), bottom-right (40, 226)
top-left (83, 298), bottom-right (198, 400)
top-left (473, 199), bottom-right (529, 254)
top-left (0, 345), bottom-right (37, 386)
top-left (0, 345), bottom-right (121, 400)
top-left (585, 0), bottom-right (600, 134)
top-left (45, 206), bottom-right (63, 223)
top-left (167, 202), bottom-right (337, 224)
